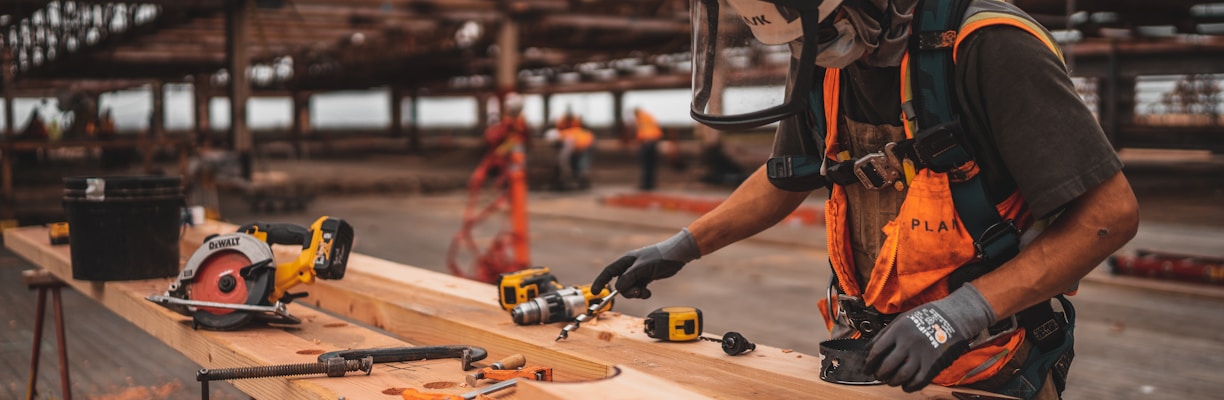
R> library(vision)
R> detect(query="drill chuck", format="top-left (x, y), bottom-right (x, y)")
top-left (511, 287), bottom-right (588, 325)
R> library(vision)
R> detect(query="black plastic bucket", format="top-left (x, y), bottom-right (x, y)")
top-left (62, 176), bottom-right (184, 281)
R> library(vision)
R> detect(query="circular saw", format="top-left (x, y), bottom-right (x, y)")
top-left (147, 216), bottom-right (354, 330)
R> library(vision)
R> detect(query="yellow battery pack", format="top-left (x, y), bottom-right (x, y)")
top-left (48, 222), bottom-right (70, 245)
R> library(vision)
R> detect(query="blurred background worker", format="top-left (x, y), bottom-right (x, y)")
top-left (545, 108), bottom-right (595, 190)
top-left (484, 94), bottom-right (529, 158)
top-left (631, 107), bottom-right (663, 191)
top-left (590, 0), bottom-right (1139, 399)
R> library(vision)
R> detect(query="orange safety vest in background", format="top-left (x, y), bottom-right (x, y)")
top-left (635, 111), bottom-right (663, 142)
top-left (819, 1), bottom-right (1064, 387)
top-left (561, 126), bottom-right (594, 151)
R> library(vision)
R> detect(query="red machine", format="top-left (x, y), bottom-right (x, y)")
top-left (1109, 249), bottom-right (1224, 286)
top-left (447, 106), bottom-right (531, 283)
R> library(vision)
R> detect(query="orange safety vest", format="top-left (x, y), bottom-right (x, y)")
top-left (635, 111), bottom-right (663, 142)
top-left (561, 126), bottom-right (594, 151)
top-left (818, 0), bottom-right (1064, 386)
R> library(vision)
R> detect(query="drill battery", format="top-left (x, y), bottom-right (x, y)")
top-left (644, 306), bottom-right (703, 342)
top-left (497, 266), bottom-right (563, 311)
top-left (48, 222), bottom-right (70, 245)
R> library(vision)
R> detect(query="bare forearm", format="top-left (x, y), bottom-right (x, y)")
top-left (687, 165), bottom-right (812, 255)
top-left (974, 171), bottom-right (1139, 318)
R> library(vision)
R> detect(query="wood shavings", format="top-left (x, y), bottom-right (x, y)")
top-left (312, 339), bottom-right (322, 345)
top-left (781, 349), bottom-right (793, 353)
top-left (598, 332), bottom-right (615, 341)
top-left (424, 381), bottom-right (457, 389)
top-left (296, 349), bottom-right (325, 355)
top-left (323, 322), bottom-right (348, 328)
top-left (383, 388), bottom-right (408, 395)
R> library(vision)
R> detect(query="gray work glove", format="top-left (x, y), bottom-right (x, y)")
top-left (591, 228), bottom-right (701, 299)
top-left (864, 283), bottom-right (996, 392)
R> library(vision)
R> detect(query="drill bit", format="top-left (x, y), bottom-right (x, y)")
top-left (556, 290), bottom-right (618, 341)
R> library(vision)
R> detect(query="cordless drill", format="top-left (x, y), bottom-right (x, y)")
top-left (510, 285), bottom-right (612, 325)
top-left (497, 266), bottom-right (564, 311)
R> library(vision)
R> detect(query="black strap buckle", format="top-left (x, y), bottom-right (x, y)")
top-left (974, 220), bottom-right (1020, 261)
top-left (852, 153), bottom-right (900, 190)
top-left (911, 120), bottom-right (968, 173)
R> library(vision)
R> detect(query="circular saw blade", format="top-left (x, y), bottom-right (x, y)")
top-left (188, 250), bottom-right (271, 330)
top-left (189, 250), bottom-right (254, 314)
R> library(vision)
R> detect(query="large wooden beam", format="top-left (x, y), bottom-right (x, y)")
top-left (2, 50), bottom-right (14, 140)
top-left (5, 224), bottom-right (725, 399)
top-left (228, 0), bottom-right (254, 180)
top-left (0, 227), bottom-right (483, 399)
top-left (175, 222), bottom-right (1004, 400)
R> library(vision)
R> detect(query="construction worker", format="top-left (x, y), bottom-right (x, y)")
top-left (631, 107), bottom-right (663, 191)
top-left (591, 1), bottom-right (1138, 399)
top-left (557, 119), bottom-right (595, 190)
top-left (484, 94), bottom-right (529, 156)
top-left (543, 108), bottom-right (593, 190)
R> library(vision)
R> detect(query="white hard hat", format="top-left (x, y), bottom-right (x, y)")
top-left (725, 0), bottom-right (843, 45)
top-left (504, 93), bottom-right (524, 115)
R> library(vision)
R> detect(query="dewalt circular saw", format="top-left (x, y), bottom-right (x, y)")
top-left (147, 216), bottom-right (354, 330)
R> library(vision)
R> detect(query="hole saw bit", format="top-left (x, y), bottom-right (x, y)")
top-left (556, 290), bottom-right (618, 341)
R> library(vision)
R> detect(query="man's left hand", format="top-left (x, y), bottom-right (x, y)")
top-left (864, 283), bottom-right (996, 392)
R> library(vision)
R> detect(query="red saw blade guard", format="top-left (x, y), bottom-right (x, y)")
top-left (189, 251), bottom-right (253, 314)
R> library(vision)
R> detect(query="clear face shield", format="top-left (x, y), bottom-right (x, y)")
top-left (690, 0), bottom-right (842, 132)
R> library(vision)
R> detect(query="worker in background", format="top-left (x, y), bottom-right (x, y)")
top-left (484, 95), bottom-right (529, 157)
top-left (548, 109), bottom-right (594, 190)
top-left (631, 107), bottom-right (663, 191)
top-left (590, 1), bottom-right (1138, 399)
top-left (98, 109), bottom-right (116, 140)
top-left (555, 112), bottom-right (594, 190)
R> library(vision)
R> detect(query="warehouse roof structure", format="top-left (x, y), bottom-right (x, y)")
top-left (0, 0), bottom-right (1221, 155)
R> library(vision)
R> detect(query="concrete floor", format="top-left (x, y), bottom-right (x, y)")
top-left (4, 141), bottom-right (1223, 399)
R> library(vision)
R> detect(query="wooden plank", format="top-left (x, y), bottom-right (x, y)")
top-left (516, 366), bottom-right (709, 399)
top-left (5, 225), bottom-right (715, 399)
top-left (181, 221), bottom-right (1005, 400)
top-left (3, 227), bottom-right (477, 399)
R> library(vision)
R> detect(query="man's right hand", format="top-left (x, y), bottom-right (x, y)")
top-left (591, 228), bottom-right (701, 299)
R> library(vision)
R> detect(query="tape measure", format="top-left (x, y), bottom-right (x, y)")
top-left (644, 306), bottom-right (703, 342)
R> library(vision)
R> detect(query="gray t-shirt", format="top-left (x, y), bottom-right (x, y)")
top-left (840, 26), bottom-right (1122, 218)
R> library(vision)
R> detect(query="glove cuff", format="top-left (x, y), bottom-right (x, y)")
top-left (939, 283), bottom-right (997, 334)
top-left (658, 228), bottom-right (702, 263)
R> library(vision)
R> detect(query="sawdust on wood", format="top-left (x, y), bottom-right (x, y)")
top-left (297, 349), bottom-right (325, 355)
top-left (323, 322), bottom-right (348, 328)
top-left (90, 381), bottom-right (184, 400)
top-left (424, 381), bottom-right (458, 389)
top-left (598, 332), bottom-right (615, 341)
top-left (384, 387), bottom-right (409, 395)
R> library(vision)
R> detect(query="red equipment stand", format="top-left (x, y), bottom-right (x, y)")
top-left (22, 268), bottom-right (72, 400)
top-left (447, 134), bottom-right (531, 283)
